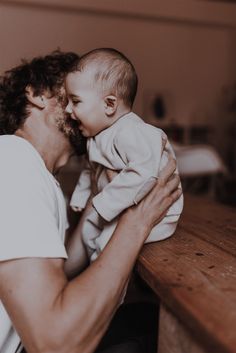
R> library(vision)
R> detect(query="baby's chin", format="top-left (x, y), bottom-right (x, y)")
top-left (80, 126), bottom-right (108, 138)
top-left (80, 130), bottom-right (90, 138)
top-left (78, 126), bottom-right (93, 138)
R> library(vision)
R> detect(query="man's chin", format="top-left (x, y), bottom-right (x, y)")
top-left (69, 130), bottom-right (87, 156)
top-left (58, 116), bottom-right (76, 136)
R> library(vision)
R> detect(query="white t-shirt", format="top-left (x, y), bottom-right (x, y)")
top-left (0, 135), bottom-right (68, 353)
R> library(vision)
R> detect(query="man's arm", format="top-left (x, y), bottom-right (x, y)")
top-left (0, 159), bottom-right (181, 353)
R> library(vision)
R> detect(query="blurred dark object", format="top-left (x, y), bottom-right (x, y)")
top-left (189, 125), bottom-right (211, 144)
top-left (153, 95), bottom-right (166, 120)
top-left (182, 174), bottom-right (236, 207)
top-left (163, 123), bottom-right (184, 143)
top-left (162, 124), bottom-right (211, 144)
top-left (226, 123), bottom-right (236, 175)
top-left (96, 271), bottom-right (159, 353)
top-left (220, 83), bottom-right (236, 175)
top-left (97, 275), bottom-right (158, 353)
top-left (215, 175), bottom-right (236, 207)
top-left (97, 302), bottom-right (158, 353)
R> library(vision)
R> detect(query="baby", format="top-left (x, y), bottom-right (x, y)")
top-left (66, 48), bottom-right (183, 261)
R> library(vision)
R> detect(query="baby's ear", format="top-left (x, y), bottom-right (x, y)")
top-left (104, 95), bottom-right (118, 116)
top-left (25, 85), bottom-right (46, 109)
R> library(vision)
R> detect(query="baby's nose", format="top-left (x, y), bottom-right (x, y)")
top-left (65, 102), bottom-right (72, 114)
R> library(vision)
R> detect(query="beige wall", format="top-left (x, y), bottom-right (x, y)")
top-left (0, 1), bottom-right (235, 135)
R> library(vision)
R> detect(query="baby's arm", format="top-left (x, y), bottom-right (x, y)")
top-left (93, 125), bottom-right (165, 222)
top-left (70, 160), bottom-right (92, 212)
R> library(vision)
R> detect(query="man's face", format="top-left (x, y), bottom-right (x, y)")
top-left (54, 86), bottom-right (87, 155)
top-left (65, 70), bottom-right (110, 137)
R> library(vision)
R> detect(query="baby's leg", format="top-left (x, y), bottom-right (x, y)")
top-left (92, 220), bottom-right (118, 260)
top-left (64, 225), bottom-right (89, 278)
top-left (81, 208), bottom-right (105, 258)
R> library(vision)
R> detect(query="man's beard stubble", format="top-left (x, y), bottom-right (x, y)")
top-left (54, 87), bottom-right (87, 157)
top-left (56, 112), bottom-right (87, 157)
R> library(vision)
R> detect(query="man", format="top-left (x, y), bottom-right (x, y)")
top-left (0, 51), bottom-right (181, 353)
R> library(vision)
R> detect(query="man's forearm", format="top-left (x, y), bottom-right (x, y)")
top-left (0, 216), bottom-right (145, 353)
top-left (57, 213), bottom-right (148, 353)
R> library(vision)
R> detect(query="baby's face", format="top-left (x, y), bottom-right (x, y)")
top-left (65, 71), bottom-right (110, 137)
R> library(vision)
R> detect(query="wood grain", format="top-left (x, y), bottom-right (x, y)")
top-left (136, 194), bottom-right (236, 353)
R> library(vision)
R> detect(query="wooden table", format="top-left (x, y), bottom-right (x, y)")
top-left (136, 194), bottom-right (236, 353)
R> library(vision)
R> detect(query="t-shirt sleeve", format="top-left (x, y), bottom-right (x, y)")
top-left (0, 140), bottom-right (67, 261)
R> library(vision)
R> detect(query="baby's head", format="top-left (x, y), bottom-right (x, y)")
top-left (65, 48), bottom-right (138, 137)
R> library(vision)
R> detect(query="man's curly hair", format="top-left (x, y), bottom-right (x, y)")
top-left (0, 50), bottom-right (80, 134)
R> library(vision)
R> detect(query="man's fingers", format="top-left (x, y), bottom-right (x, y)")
top-left (159, 158), bottom-right (176, 185)
top-left (165, 174), bottom-right (181, 194)
top-left (152, 174), bottom-right (180, 200)
top-left (155, 187), bottom-right (182, 220)
top-left (166, 188), bottom-right (182, 208)
top-left (146, 174), bottom-right (181, 211)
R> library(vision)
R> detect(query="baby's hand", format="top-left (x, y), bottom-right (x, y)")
top-left (71, 206), bottom-right (84, 212)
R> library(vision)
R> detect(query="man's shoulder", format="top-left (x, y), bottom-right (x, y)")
top-left (0, 134), bottom-right (32, 149)
top-left (0, 135), bottom-right (43, 166)
top-left (0, 135), bottom-right (47, 186)
top-left (0, 135), bottom-right (30, 156)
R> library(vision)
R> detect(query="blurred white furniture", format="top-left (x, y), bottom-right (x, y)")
top-left (172, 143), bottom-right (227, 198)
top-left (173, 143), bottom-right (227, 177)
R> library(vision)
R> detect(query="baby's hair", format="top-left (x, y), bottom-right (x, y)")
top-left (77, 48), bottom-right (138, 108)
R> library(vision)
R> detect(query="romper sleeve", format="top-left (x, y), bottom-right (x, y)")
top-left (92, 124), bottom-right (165, 222)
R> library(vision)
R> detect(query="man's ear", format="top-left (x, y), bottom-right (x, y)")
top-left (25, 85), bottom-right (46, 109)
top-left (104, 95), bottom-right (118, 116)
